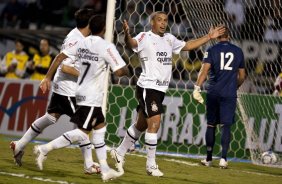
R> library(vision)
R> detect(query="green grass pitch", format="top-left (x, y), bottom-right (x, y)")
top-left (0, 134), bottom-right (281, 184)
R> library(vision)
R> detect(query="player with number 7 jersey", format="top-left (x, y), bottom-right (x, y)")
top-left (34, 15), bottom-right (128, 182)
top-left (64, 32), bottom-right (127, 107)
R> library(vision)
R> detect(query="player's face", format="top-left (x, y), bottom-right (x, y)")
top-left (40, 39), bottom-right (50, 55)
top-left (151, 13), bottom-right (168, 36)
top-left (15, 42), bottom-right (24, 53)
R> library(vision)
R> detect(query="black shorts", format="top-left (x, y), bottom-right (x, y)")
top-left (47, 92), bottom-right (77, 117)
top-left (70, 106), bottom-right (105, 131)
top-left (136, 85), bottom-right (165, 118)
top-left (206, 93), bottom-right (237, 126)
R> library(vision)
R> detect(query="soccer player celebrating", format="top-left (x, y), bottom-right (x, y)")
top-left (193, 26), bottom-right (245, 168)
top-left (10, 9), bottom-right (100, 174)
top-left (34, 14), bottom-right (128, 181)
top-left (110, 11), bottom-right (225, 176)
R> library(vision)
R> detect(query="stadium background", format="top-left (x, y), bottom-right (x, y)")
top-left (0, 0), bottom-right (282, 166)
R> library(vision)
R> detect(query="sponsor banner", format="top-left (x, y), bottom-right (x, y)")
top-left (0, 78), bottom-right (75, 139)
top-left (1, 79), bottom-right (281, 159)
top-left (107, 85), bottom-right (282, 159)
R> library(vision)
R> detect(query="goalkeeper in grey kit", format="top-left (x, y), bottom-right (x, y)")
top-left (193, 25), bottom-right (245, 168)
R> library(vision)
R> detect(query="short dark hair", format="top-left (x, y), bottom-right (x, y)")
top-left (218, 25), bottom-right (230, 39)
top-left (150, 11), bottom-right (167, 21)
top-left (15, 39), bottom-right (24, 45)
top-left (89, 14), bottom-right (106, 34)
top-left (75, 8), bottom-right (95, 28)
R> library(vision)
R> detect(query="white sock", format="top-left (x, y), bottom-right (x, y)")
top-left (17, 127), bottom-right (39, 151)
top-left (40, 135), bottom-right (70, 155)
top-left (145, 132), bottom-right (157, 167)
top-left (40, 129), bottom-right (88, 155)
top-left (79, 138), bottom-right (94, 169)
top-left (116, 124), bottom-right (142, 156)
top-left (92, 127), bottom-right (109, 173)
top-left (17, 113), bottom-right (56, 150)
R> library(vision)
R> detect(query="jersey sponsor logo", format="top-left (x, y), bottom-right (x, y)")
top-left (204, 52), bottom-right (208, 58)
top-left (62, 41), bottom-right (78, 50)
top-left (0, 80), bottom-right (49, 131)
top-left (156, 80), bottom-right (169, 86)
top-left (69, 41), bottom-right (78, 48)
top-left (107, 48), bottom-right (119, 65)
top-left (166, 39), bottom-right (172, 46)
top-left (77, 48), bottom-right (98, 61)
top-left (138, 33), bottom-right (146, 42)
top-left (156, 52), bottom-right (172, 65)
top-left (76, 95), bottom-right (86, 102)
top-left (151, 101), bottom-right (158, 112)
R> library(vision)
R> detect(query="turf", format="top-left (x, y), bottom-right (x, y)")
top-left (0, 134), bottom-right (281, 184)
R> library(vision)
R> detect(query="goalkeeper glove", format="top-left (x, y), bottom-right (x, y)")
top-left (193, 85), bottom-right (204, 104)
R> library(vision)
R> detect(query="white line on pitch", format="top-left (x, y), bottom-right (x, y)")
top-left (128, 153), bottom-right (282, 178)
top-left (0, 171), bottom-right (76, 184)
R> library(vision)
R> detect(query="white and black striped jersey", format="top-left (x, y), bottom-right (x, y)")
top-left (64, 35), bottom-right (126, 107)
top-left (132, 31), bottom-right (185, 92)
top-left (52, 28), bottom-right (84, 97)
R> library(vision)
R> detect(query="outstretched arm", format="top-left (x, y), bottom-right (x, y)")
top-left (181, 26), bottom-right (226, 51)
top-left (123, 20), bottom-right (137, 49)
top-left (39, 52), bottom-right (68, 94)
top-left (195, 63), bottom-right (211, 87)
top-left (61, 64), bottom-right (79, 77)
top-left (193, 63), bottom-right (211, 104)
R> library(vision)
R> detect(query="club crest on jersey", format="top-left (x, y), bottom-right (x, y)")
top-left (151, 101), bottom-right (158, 112)
top-left (204, 52), bottom-right (208, 58)
top-left (166, 39), bottom-right (172, 46)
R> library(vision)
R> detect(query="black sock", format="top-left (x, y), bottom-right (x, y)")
top-left (206, 125), bottom-right (216, 161)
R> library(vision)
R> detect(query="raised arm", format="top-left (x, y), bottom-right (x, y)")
top-left (181, 26), bottom-right (226, 51)
top-left (39, 52), bottom-right (68, 93)
top-left (123, 20), bottom-right (137, 49)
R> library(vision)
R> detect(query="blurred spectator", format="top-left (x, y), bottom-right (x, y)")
top-left (25, 39), bottom-right (54, 80)
top-left (238, 72), bottom-right (257, 94)
top-left (264, 0), bottom-right (282, 42)
top-left (224, 0), bottom-right (245, 39)
top-left (36, 0), bottom-right (68, 28)
top-left (242, 0), bottom-right (266, 41)
top-left (273, 72), bottom-right (282, 96)
top-left (0, 0), bottom-right (24, 28)
top-left (0, 39), bottom-right (29, 78)
top-left (81, 0), bottom-right (106, 13)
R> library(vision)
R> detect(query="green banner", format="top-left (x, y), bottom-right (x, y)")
top-left (106, 85), bottom-right (282, 159)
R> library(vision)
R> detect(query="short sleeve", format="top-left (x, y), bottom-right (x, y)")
top-left (203, 47), bottom-right (212, 64)
top-left (61, 38), bottom-right (81, 61)
top-left (104, 43), bottom-right (126, 72)
top-left (239, 49), bottom-right (245, 68)
top-left (132, 32), bottom-right (146, 53)
top-left (171, 35), bottom-right (186, 54)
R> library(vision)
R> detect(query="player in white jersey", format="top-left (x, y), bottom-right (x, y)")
top-left (34, 15), bottom-right (128, 181)
top-left (10, 9), bottom-right (100, 174)
top-left (110, 11), bottom-right (226, 176)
